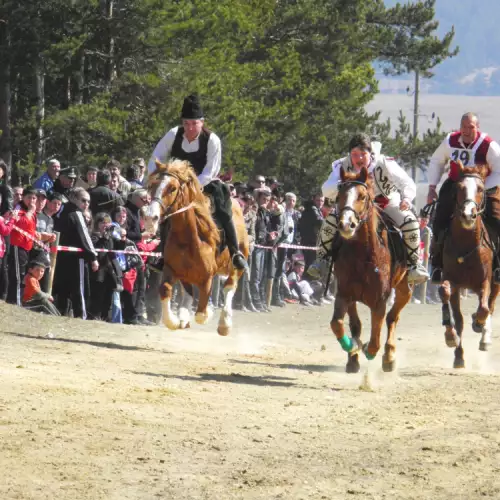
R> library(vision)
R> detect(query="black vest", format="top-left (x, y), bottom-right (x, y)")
top-left (171, 126), bottom-right (211, 176)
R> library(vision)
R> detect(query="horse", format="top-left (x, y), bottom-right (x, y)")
top-left (330, 166), bottom-right (412, 373)
top-left (438, 162), bottom-right (500, 368)
top-left (145, 159), bottom-right (249, 336)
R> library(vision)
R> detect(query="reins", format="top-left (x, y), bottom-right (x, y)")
top-left (336, 180), bottom-right (372, 226)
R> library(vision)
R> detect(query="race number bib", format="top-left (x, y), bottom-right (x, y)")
top-left (450, 148), bottom-right (472, 166)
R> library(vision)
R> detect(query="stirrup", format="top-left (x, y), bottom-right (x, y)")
top-left (494, 268), bottom-right (500, 285)
top-left (232, 252), bottom-right (248, 270)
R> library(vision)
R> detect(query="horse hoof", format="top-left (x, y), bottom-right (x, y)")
top-left (479, 341), bottom-right (491, 352)
top-left (195, 313), bottom-right (209, 325)
top-left (163, 320), bottom-right (180, 330)
top-left (382, 358), bottom-right (396, 372)
top-left (346, 361), bottom-right (360, 374)
top-left (217, 325), bottom-right (230, 337)
top-left (444, 328), bottom-right (458, 348)
top-left (453, 358), bottom-right (465, 369)
top-left (472, 321), bottom-right (483, 334)
top-left (362, 343), bottom-right (376, 361)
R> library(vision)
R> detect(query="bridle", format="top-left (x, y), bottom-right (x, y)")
top-left (150, 172), bottom-right (193, 222)
top-left (336, 180), bottom-right (372, 226)
top-left (455, 173), bottom-right (486, 218)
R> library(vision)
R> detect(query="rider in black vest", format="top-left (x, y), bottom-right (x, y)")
top-left (148, 95), bottom-right (248, 271)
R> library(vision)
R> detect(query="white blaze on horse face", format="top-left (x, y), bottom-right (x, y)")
top-left (339, 186), bottom-right (358, 236)
top-left (148, 176), bottom-right (171, 219)
top-left (462, 177), bottom-right (478, 220)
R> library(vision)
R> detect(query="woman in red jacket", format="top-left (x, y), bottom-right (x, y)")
top-left (7, 187), bottom-right (40, 305)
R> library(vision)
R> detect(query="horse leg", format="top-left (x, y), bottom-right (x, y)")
top-left (160, 272), bottom-right (180, 330)
top-left (217, 270), bottom-right (242, 337)
top-left (475, 280), bottom-right (492, 351)
top-left (383, 278), bottom-right (412, 372)
top-left (449, 289), bottom-right (465, 368)
top-left (363, 302), bottom-right (386, 361)
top-left (346, 303), bottom-right (362, 374)
top-left (331, 297), bottom-right (361, 362)
top-left (178, 282), bottom-right (194, 329)
top-left (439, 280), bottom-right (459, 348)
top-left (195, 278), bottom-right (214, 325)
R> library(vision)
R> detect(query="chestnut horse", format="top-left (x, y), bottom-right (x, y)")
top-left (145, 159), bottom-right (249, 336)
top-left (331, 166), bottom-right (412, 373)
top-left (439, 162), bottom-right (500, 368)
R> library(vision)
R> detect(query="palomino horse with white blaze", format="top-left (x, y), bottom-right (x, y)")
top-left (439, 162), bottom-right (500, 368)
top-left (145, 159), bottom-right (249, 336)
top-left (331, 166), bottom-right (412, 373)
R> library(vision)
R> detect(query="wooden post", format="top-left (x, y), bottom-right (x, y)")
top-left (419, 228), bottom-right (431, 304)
top-left (47, 232), bottom-right (60, 296)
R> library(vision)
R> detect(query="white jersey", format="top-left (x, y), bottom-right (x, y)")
top-left (322, 154), bottom-right (416, 207)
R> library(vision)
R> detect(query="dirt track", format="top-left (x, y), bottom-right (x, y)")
top-left (1, 299), bottom-right (500, 500)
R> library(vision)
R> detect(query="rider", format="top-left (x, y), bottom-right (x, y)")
top-left (147, 94), bottom-right (247, 270)
top-left (427, 112), bottom-right (500, 283)
top-left (310, 133), bottom-right (429, 284)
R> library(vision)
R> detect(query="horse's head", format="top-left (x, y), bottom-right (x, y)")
top-left (145, 159), bottom-right (201, 234)
top-left (455, 161), bottom-right (489, 230)
top-left (336, 166), bottom-right (372, 239)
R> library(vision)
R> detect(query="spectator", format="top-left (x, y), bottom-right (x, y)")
top-left (53, 187), bottom-right (99, 318)
top-left (250, 175), bottom-right (267, 191)
top-left (298, 193), bottom-right (324, 272)
top-left (7, 187), bottom-right (39, 305)
top-left (107, 159), bottom-right (131, 199)
top-left (31, 189), bottom-right (57, 291)
top-left (34, 159), bottom-right (61, 193)
top-left (0, 160), bottom-right (13, 215)
top-left (13, 186), bottom-right (23, 208)
top-left (89, 213), bottom-right (123, 321)
top-left (22, 260), bottom-right (60, 316)
top-left (132, 157), bottom-right (147, 184)
top-left (287, 260), bottom-right (317, 306)
top-left (76, 166), bottom-right (98, 190)
top-left (125, 189), bottom-right (152, 243)
top-left (126, 164), bottom-right (143, 192)
top-left (53, 166), bottom-right (77, 198)
top-left (0, 209), bottom-right (16, 280)
top-left (250, 188), bottom-right (271, 312)
top-left (266, 176), bottom-right (283, 192)
top-left (89, 169), bottom-right (123, 215)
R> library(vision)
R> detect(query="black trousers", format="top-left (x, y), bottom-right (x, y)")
top-left (55, 259), bottom-right (89, 319)
top-left (7, 246), bottom-right (29, 306)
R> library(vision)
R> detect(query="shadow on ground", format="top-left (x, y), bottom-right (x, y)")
top-left (228, 359), bottom-right (345, 373)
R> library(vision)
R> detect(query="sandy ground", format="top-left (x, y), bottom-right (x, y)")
top-left (1, 298), bottom-right (500, 500)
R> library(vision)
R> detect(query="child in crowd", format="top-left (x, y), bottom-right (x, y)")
top-left (22, 260), bottom-right (60, 315)
top-left (0, 210), bottom-right (17, 272)
top-left (287, 260), bottom-right (321, 306)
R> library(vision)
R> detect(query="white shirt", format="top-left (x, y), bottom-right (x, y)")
top-left (322, 154), bottom-right (416, 207)
top-left (147, 126), bottom-right (222, 187)
top-left (428, 132), bottom-right (500, 189)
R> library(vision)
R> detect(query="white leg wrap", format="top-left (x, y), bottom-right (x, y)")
top-left (383, 207), bottom-right (421, 265)
top-left (317, 212), bottom-right (338, 261)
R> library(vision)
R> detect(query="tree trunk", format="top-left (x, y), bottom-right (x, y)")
top-left (34, 55), bottom-right (45, 172)
top-left (0, 19), bottom-right (12, 175)
top-left (101, 0), bottom-right (115, 89)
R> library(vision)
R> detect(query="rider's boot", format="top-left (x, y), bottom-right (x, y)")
top-left (401, 218), bottom-right (430, 285)
top-left (223, 217), bottom-right (248, 270)
top-left (308, 212), bottom-right (338, 279)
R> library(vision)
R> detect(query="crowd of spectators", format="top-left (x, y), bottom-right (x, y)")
top-left (0, 159), bottom-right (337, 325)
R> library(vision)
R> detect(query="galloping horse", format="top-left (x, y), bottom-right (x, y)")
top-left (145, 159), bottom-right (249, 336)
top-left (331, 166), bottom-right (412, 373)
top-left (439, 162), bottom-right (500, 368)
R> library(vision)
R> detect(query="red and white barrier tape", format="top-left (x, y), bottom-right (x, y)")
top-left (254, 243), bottom-right (318, 251)
top-left (12, 224), bottom-right (50, 252)
top-left (55, 245), bottom-right (162, 257)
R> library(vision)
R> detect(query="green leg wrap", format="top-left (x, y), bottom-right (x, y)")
top-left (363, 345), bottom-right (376, 360)
top-left (338, 334), bottom-right (354, 352)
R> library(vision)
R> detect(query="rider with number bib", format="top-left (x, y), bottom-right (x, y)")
top-left (427, 112), bottom-right (500, 283)
top-left (147, 94), bottom-right (247, 271)
top-left (310, 133), bottom-right (429, 284)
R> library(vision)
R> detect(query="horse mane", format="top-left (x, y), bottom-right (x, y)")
top-left (153, 159), bottom-right (220, 248)
top-left (461, 164), bottom-right (490, 180)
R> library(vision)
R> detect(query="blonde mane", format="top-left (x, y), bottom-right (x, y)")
top-left (149, 159), bottom-right (220, 247)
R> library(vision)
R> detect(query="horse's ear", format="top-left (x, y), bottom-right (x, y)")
top-left (155, 158), bottom-right (163, 170)
top-left (359, 166), bottom-right (368, 184)
top-left (340, 166), bottom-right (346, 182)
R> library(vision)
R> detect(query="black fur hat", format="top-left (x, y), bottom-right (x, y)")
top-left (181, 95), bottom-right (204, 120)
